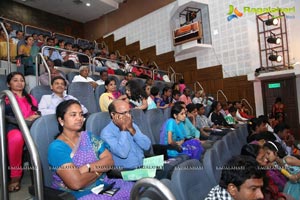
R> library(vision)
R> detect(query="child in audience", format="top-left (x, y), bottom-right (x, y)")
top-left (195, 103), bottom-right (214, 140)
top-left (178, 78), bottom-right (186, 94)
top-left (264, 141), bottom-right (300, 200)
top-left (143, 84), bottom-right (157, 110)
top-left (151, 86), bottom-right (169, 109)
top-left (225, 106), bottom-right (237, 125)
top-left (172, 89), bottom-right (180, 103)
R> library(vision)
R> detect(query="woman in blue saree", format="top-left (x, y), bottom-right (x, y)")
top-left (160, 103), bottom-right (203, 159)
top-left (48, 99), bottom-right (133, 199)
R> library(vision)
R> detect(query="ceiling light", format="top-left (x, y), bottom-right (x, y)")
top-left (267, 37), bottom-right (281, 45)
top-left (269, 54), bottom-right (282, 62)
top-left (265, 18), bottom-right (279, 26)
top-left (86, 2), bottom-right (91, 6)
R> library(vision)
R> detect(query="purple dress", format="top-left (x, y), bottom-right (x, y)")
top-left (48, 131), bottom-right (134, 199)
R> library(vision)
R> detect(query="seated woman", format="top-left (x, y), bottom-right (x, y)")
top-left (99, 77), bottom-right (127, 112)
top-left (48, 99), bottom-right (133, 199)
top-left (125, 80), bottom-right (148, 110)
top-left (160, 103), bottom-right (203, 159)
top-left (17, 35), bottom-right (36, 75)
top-left (5, 72), bottom-right (40, 192)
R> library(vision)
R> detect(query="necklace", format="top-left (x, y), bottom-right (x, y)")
top-left (61, 133), bottom-right (77, 147)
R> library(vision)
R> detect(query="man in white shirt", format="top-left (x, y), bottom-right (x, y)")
top-left (72, 65), bottom-right (98, 89)
top-left (95, 70), bottom-right (108, 86)
top-left (39, 76), bottom-right (88, 115)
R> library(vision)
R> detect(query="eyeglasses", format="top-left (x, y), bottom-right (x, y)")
top-left (113, 110), bottom-right (131, 116)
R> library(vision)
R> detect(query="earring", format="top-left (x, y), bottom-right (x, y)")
top-left (60, 123), bottom-right (64, 127)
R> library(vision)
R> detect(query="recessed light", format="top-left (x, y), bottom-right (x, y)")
top-left (86, 2), bottom-right (91, 6)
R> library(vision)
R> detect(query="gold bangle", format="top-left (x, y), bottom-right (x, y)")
top-left (95, 171), bottom-right (100, 176)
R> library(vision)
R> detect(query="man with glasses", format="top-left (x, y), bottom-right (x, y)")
top-left (101, 100), bottom-right (151, 169)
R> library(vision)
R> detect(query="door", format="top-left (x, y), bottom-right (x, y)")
top-left (262, 76), bottom-right (299, 137)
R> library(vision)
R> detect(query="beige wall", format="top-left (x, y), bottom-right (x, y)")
top-left (84, 0), bottom-right (174, 40)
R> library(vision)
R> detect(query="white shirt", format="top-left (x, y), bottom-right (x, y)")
top-left (72, 75), bottom-right (95, 83)
top-left (39, 93), bottom-right (88, 115)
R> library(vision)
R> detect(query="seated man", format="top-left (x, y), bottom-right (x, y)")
top-left (39, 76), bottom-right (88, 115)
top-left (101, 100), bottom-right (151, 169)
top-left (39, 60), bottom-right (68, 86)
top-left (72, 65), bottom-right (98, 89)
top-left (205, 155), bottom-right (265, 200)
top-left (43, 37), bottom-right (63, 66)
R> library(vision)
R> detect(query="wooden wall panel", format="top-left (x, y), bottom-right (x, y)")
top-left (155, 51), bottom-right (175, 70)
top-left (139, 46), bottom-right (156, 64)
top-left (113, 38), bottom-right (126, 55)
top-left (100, 34), bottom-right (114, 53)
top-left (125, 42), bottom-right (140, 59)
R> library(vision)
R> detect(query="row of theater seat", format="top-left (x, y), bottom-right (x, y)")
top-left (30, 103), bottom-right (248, 199)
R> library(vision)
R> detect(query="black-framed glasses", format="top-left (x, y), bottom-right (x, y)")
top-left (113, 110), bottom-right (132, 115)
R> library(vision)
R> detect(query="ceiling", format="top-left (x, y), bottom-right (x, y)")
top-left (13, 0), bottom-right (126, 23)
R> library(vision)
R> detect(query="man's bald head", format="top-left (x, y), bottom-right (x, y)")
top-left (108, 100), bottom-right (129, 117)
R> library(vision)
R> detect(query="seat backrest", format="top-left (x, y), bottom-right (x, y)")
top-left (222, 132), bottom-right (241, 156)
top-left (131, 109), bottom-right (154, 154)
top-left (213, 140), bottom-right (232, 170)
top-left (30, 114), bottom-right (59, 187)
top-left (30, 85), bottom-right (52, 103)
top-left (66, 71), bottom-right (79, 83)
top-left (89, 74), bottom-right (100, 81)
top-left (0, 74), bottom-right (8, 92)
top-left (153, 81), bottom-right (166, 93)
top-left (171, 159), bottom-right (214, 200)
top-left (163, 107), bottom-right (171, 121)
top-left (68, 82), bottom-right (98, 113)
top-left (94, 85), bottom-right (106, 112)
top-left (85, 112), bottom-right (111, 136)
top-left (202, 148), bottom-right (220, 185)
top-left (145, 108), bottom-right (165, 144)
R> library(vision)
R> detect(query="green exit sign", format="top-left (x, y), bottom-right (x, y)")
top-left (268, 83), bottom-right (281, 89)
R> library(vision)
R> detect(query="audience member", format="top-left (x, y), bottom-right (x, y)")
top-left (247, 118), bottom-right (268, 144)
top-left (39, 77), bottom-right (88, 115)
top-left (95, 70), bottom-right (108, 86)
top-left (273, 123), bottom-right (293, 155)
top-left (143, 84), bottom-right (157, 110)
top-left (272, 97), bottom-right (285, 119)
top-left (48, 100), bottom-right (133, 199)
top-left (125, 80), bottom-right (148, 110)
top-left (195, 103), bottom-right (215, 139)
top-left (178, 78), bottom-right (186, 94)
top-left (151, 86), bottom-right (168, 109)
top-left (119, 72), bottom-right (134, 93)
top-left (205, 155), bottom-right (265, 200)
top-left (233, 101), bottom-right (249, 122)
top-left (160, 103), bottom-right (203, 159)
top-left (39, 60), bottom-right (67, 86)
top-left (241, 143), bottom-right (287, 197)
top-left (101, 100), bottom-right (151, 168)
top-left (209, 101), bottom-right (230, 127)
top-left (17, 35), bottom-right (36, 75)
top-left (43, 37), bottom-right (63, 66)
top-left (225, 106), bottom-right (238, 125)
top-left (264, 141), bottom-right (300, 200)
top-left (192, 90), bottom-right (208, 107)
top-left (5, 72), bottom-right (40, 192)
top-left (172, 89), bottom-right (181, 103)
top-left (99, 77), bottom-right (127, 112)
top-left (72, 65), bottom-right (98, 89)
top-left (179, 88), bottom-right (192, 105)
top-left (105, 52), bottom-right (120, 72)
